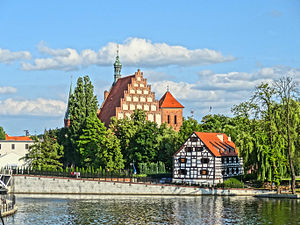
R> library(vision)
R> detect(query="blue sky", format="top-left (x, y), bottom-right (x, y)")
top-left (0, 0), bottom-right (299, 135)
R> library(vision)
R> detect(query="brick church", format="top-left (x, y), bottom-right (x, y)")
top-left (98, 54), bottom-right (184, 131)
top-left (65, 54), bottom-right (184, 131)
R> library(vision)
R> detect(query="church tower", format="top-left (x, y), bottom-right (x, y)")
top-left (113, 47), bottom-right (122, 85)
top-left (64, 81), bottom-right (73, 127)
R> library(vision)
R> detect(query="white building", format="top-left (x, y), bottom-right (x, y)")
top-left (0, 134), bottom-right (34, 168)
top-left (173, 132), bottom-right (243, 185)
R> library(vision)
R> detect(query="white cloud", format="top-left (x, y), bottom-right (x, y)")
top-left (0, 48), bottom-right (31, 64)
top-left (0, 86), bottom-right (17, 94)
top-left (0, 98), bottom-right (66, 117)
top-left (152, 66), bottom-right (300, 118)
top-left (21, 38), bottom-right (235, 71)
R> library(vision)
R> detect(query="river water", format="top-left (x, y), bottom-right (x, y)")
top-left (3, 195), bottom-right (300, 225)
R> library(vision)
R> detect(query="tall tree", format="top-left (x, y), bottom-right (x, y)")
top-left (274, 76), bottom-right (299, 194)
top-left (65, 75), bottom-right (98, 166)
top-left (0, 126), bottom-right (5, 140)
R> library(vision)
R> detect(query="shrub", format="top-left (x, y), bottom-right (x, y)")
top-left (217, 178), bottom-right (244, 188)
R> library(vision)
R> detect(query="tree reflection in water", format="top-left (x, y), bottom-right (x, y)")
top-left (4, 195), bottom-right (300, 225)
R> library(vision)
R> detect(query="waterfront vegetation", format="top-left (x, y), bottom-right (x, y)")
top-left (5, 75), bottom-right (298, 193)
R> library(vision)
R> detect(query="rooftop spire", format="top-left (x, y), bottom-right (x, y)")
top-left (64, 76), bottom-right (73, 121)
top-left (113, 44), bottom-right (122, 85)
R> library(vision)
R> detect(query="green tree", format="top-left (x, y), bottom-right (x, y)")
top-left (23, 130), bottom-right (63, 170)
top-left (274, 76), bottom-right (299, 194)
top-left (0, 126), bottom-right (5, 140)
top-left (64, 75), bottom-right (99, 166)
top-left (77, 115), bottom-right (106, 167)
top-left (178, 117), bottom-right (202, 144)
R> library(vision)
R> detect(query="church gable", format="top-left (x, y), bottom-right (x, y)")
top-left (116, 70), bottom-right (161, 123)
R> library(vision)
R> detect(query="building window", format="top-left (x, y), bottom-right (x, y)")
top-left (167, 115), bottom-right (170, 124)
top-left (195, 147), bottom-right (204, 151)
top-left (201, 158), bottom-right (209, 164)
top-left (0, 144), bottom-right (1, 150)
top-left (179, 158), bottom-right (187, 163)
top-left (190, 137), bottom-right (198, 142)
top-left (186, 147), bottom-right (192, 152)
top-left (12, 144), bottom-right (15, 150)
top-left (174, 115), bottom-right (177, 124)
top-left (25, 144), bottom-right (29, 149)
top-left (200, 170), bottom-right (208, 175)
top-left (178, 169), bottom-right (187, 175)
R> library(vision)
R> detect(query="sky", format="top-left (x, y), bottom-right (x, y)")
top-left (0, 0), bottom-right (300, 135)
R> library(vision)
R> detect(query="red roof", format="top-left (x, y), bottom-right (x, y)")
top-left (159, 91), bottom-right (184, 108)
top-left (98, 75), bottom-right (134, 125)
top-left (195, 132), bottom-right (238, 157)
top-left (5, 134), bottom-right (32, 141)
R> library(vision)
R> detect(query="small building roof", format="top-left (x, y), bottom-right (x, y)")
top-left (5, 134), bottom-right (32, 141)
top-left (159, 91), bottom-right (184, 108)
top-left (195, 132), bottom-right (238, 157)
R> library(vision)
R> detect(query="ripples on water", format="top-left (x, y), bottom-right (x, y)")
top-left (4, 195), bottom-right (300, 225)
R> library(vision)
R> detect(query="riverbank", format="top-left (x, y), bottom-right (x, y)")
top-left (9, 175), bottom-right (300, 199)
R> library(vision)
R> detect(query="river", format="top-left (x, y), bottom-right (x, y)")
top-left (3, 195), bottom-right (300, 225)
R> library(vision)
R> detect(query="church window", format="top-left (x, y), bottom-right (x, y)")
top-left (118, 113), bottom-right (124, 119)
top-left (167, 115), bottom-right (170, 124)
top-left (140, 97), bottom-right (146, 102)
top-left (174, 115), bottom-right (177, 124)
top-left (148, 114), bottom-right (154, 122)
top-left (137, 104), bottom-right (142, 109)
top-left (134, 83), bottom-right (138, 87)
top-left (140, 83), bottom-right (145, 87)
top-left (137, 89), bottom-right (142, 94)
top-left (147, 97), bottom-right (152, 102)
top-left (11, 144), bottom-right (15, 150)
top-left (143, 90), bottom-right (149, 95)
top-left (123, 104), bottom-right (128, 110)
top-left (133, 96), bottom-right (138, 102)
top-left (130, 89), bottom-right (135, 94)
top-left (201, 158), bottom-right (209, 164)
top-left (137, 77), bottom-right (141, 81)
top-left (144, 105), bottom-right (149, 111)
top-left (156, 114), bottom-right (161, 126)
top-left (130, 104), bottom-right (135, 110)
top-left (151, 105), bottom-right (156, 111)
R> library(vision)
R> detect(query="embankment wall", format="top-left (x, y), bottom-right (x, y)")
top-left (9, 175), bottom-right (283, 197)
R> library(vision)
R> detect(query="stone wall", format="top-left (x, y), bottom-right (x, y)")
top-left (10, 175), bottom-right (275, 197)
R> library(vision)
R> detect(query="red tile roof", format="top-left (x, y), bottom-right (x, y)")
top-left (98, 75), bottom-right (134, 125)
top-left (195, 132), bottom-right (238, 157)
top-left (5, 134), bottom-right (32, 141)
top-left (159, 91), bottom-right (184, 108)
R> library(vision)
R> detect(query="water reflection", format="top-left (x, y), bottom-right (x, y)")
top-left (4, 195), bottom-right (300, 225)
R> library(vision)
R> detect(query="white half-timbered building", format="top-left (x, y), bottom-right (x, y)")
top-left (173, 132), bottom-right (243, 185)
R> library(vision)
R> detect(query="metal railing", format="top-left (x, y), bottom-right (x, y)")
top-left (0, 194), bottom-right (16, 215)
top-left (11, 168), bottom-right (172, 185)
